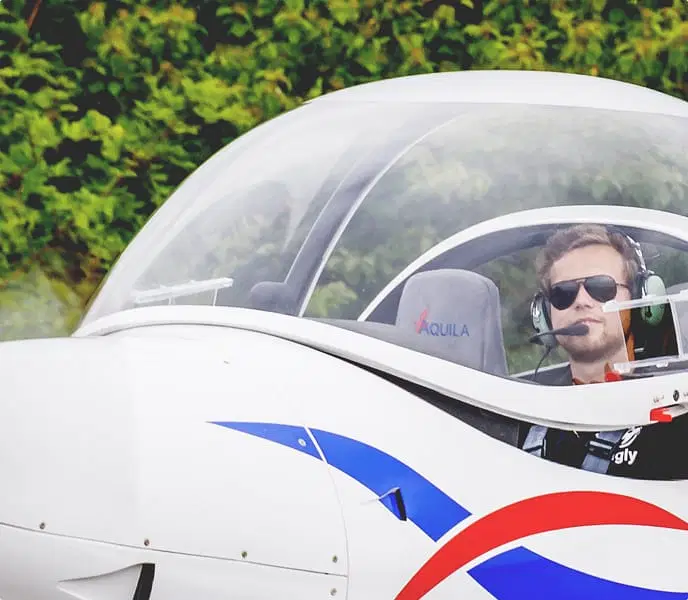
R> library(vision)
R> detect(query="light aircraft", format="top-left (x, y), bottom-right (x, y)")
top-left (1, 69), bottom-right (688, 600)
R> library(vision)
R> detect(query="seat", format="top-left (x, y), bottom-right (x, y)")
top-left (394, 269), bottom-right (509, 377)
top-left (314, 269), bottom-right (517, 445)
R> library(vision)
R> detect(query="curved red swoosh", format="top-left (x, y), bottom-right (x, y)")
top-left (395, 491), bottom-right (688, 600)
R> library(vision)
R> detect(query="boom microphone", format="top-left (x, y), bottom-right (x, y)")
top-left (528, 322), bottom-right (590, 344)
top-left (529, 322), bottom-right (590, 382)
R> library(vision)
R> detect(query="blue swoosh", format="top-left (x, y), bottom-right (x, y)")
top-left (211, 422), bottom-right (321, 459)
top-left (310, 428), bottom-right (470, 541)
top-left (211, 421), bottom-right (469, 540)
top-left (212, 421), bottom-right (688, 599)
top-left (469, 546), bottom-right (688, 600)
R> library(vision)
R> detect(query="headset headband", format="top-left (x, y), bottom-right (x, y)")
top-left (604, 225), bottom-right (647, 274)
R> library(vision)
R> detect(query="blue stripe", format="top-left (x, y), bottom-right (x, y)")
top-left (211, 421), bottom-right (688, 599)
top-left (468, 546), bottom-right (688, 600)
top-left (211, 422), bottom-right (322, 459)
top-left (210, 421), bottom-right (469, 540)
top-left (310, 429), bottom-right (470, 541)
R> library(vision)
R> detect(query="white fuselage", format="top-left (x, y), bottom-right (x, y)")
top-left (1, 311), bottom-right (687, 599)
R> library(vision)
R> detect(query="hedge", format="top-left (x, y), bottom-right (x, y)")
top-left (0, 0), bottom-right (686, 339)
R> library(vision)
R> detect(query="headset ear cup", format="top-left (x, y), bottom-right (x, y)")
top-left (639, 273), bottom-right (666, 326)
top-left (531, 292), bottom-right (557, 348)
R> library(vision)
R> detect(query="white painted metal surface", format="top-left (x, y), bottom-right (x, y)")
top-left (1, 317), bottom-right (688, 598)
top-left (74, 305), bottom-right (688, 430)
top-left (0, 522), bottom-right (346, 600)
top-left (0, 332), bottom-right (348, 576)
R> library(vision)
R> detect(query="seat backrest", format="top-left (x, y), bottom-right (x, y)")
top-left (394, 269), bottom-right (509, 376)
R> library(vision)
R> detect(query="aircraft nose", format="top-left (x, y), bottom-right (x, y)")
top-left (0, 337), bottom-right (153, 599)
top-left (0, 337), bottom-right (140, 539)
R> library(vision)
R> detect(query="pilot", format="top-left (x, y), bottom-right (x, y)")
top-left (521, 223), bottom-right (688, 479)
top-left (533, 223), bottom-right (637, 384)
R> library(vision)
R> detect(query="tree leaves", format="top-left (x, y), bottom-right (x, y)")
top-left (0, 0), bottom-right (686, 339)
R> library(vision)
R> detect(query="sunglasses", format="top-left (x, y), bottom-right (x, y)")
top-left (547, 275), bottom-right (629, 311)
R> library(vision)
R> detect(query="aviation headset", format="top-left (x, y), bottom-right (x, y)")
top-left (530, 226), bottom-right (667, 349)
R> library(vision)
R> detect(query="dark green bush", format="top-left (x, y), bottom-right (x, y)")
top-left (0, 0), bottom-right (686, 338)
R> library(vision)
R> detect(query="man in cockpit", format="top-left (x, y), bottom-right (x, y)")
top-left (522, 223), bottom-right (688, 479)
top-left (533, 223), bottom-right (636, 384)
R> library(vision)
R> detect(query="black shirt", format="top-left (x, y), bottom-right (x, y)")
top-left (538, 418), bottom-right (688, 480)
top-left (524, 364), bottom-right (688, 480)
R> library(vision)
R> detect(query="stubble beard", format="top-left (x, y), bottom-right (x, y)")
top-left (559, 331), bottom-right (627, 364)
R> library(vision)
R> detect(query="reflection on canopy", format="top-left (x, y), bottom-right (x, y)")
top-left (306, 104), bottom-right (688, 323)
top-left (606, 290), bottom-right (688, 376)
top-left (81, 98), bottom-right (688, 384)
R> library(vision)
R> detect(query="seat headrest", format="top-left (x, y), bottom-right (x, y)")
top-left (395, 269), bottom-right (509, 376)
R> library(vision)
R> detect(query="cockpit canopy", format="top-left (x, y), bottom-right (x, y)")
top-left (82, 71), bottom-right (688, 384)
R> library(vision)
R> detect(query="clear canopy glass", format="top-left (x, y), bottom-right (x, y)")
top-left (82, 94), bottom-right (688, 384)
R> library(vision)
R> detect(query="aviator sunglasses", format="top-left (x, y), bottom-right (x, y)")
top-left (547, 275), bottom-right (629, 311)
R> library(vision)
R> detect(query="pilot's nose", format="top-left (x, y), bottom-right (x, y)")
top-left (572, 283), bottom-right (595, 307)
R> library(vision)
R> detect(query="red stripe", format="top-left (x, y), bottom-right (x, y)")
top-left (415, 308), bottom-right (428, 333)
top-left (394, 491), bottom-right (688, 600)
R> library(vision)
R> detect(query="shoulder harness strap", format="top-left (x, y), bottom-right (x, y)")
top-left (522, 424), bottom-right (548, 457)
top-left (581, 430), bottom-right (626, 474)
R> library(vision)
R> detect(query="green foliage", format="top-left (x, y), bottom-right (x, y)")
top-left (0, 0), bottom-right (686, 340)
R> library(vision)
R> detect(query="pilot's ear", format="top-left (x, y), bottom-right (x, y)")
top-left (531, 291), bottom-right (555, 348)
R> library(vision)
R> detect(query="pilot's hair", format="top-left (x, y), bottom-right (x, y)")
top-left (536, 224), bottom-right (641, 292)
